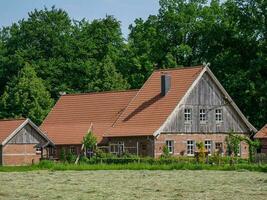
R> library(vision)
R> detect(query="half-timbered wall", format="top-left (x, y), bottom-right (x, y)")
top-left (162, 72), bottom-right (249, 133)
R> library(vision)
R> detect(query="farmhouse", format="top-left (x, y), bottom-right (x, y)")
top-left (254, 124), bottom-right (267, 153)
top-left (41, 66), bottom-right (256, 158)
top-left (0, 118), bottom-right (53, 165)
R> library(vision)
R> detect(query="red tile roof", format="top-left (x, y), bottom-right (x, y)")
top-left (0, 119), bottom-right (26, 143)
top-left (254, 124), bottom-right (267, 138)
top-left (40, 90), bottom-right (138, 145)
top-left (105, 66), bottom-right (204, 137)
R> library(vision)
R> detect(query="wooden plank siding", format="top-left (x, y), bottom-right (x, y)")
top-left (8, 124), bottom-right (47, 145)
top-left (161, 72), bottom-right (250, 134)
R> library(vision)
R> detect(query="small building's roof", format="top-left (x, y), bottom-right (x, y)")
top-left (105, 66), bottom-right (204, 137)
top-left (0, 118), bottom-right (26, 144)
top-left (40, 90), bottom-right (138, 145)
top-left (254, 124), bottom-right (267, 138)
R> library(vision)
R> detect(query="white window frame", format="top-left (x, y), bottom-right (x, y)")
top-left (215, 109), bottom-right (223, 123)
top-left (200, 108), bottom-right (207, 123)
top-left (184, 108), bottom-right (192, 123)
top-left (110, 144), bottom-right (118, 154)
top-left (187, 140), bottom-right (195, 156)
top-left (205, 140), bottom-right (212, 155)
top-left (166, 140), bottom-right (174, 154)
top-left (109, 142), bottom-right (124, 155)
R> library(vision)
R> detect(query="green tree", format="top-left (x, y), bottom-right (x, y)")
top-left (82, 131), bottom-right (97, 152)
top-left (0, 63), bottom-right (54, 124)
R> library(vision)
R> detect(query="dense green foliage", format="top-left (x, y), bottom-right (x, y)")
top-left (0, 64), bottom-right (53, 124)
top-left (0, 1), bottom-right (266, 128)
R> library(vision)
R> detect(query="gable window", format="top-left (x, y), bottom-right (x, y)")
top-left (187, 140), bottom-right (195, 156)
top-left (205, 140), bottom-right (212, 155)
top-left (166, 140), bottom-right (174, 154)
top-left (215, 109), bottom-right (223, 122)
top-left (200, 109), bottom-right (207, 122)
top-left (184, 108), bottom-right (192, 122)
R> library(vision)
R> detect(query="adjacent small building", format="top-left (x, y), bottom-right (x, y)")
top-left (254, 124), bottom-right (267, 153)
top-left (0, 118), bottom-right (53, 165)
top-left (41, 65), bottom-right (257, 158)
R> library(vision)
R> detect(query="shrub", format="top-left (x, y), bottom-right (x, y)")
top-left (196, 142), bottom-right (206, 164)
top-left (66, 150), bottom-right (77, 163)
top-left (59, 148), bottom-right (66, 161)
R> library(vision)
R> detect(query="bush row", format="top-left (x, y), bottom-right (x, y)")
top-left (77, 155), bottom-right (250, 165)
top-left (1, 160), bottom-right (266, 172)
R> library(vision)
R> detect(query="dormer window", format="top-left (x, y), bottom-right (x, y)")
top-left (200, 109), bottom-right (207, 122)
top-left (215, 109), bottom-right (223, 123)
top-left (184, 108), bottom-right (192, 122)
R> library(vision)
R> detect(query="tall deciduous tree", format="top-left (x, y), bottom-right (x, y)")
top-left (0, 63), bottom-right (54, 124)
top-left (125, 0), bottom-right (266, 128)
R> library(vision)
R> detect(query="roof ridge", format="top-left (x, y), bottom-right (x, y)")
top-left (155, 65), bottom-right (204, 72)
top-left (0, 118), bottom-right (26, 122)
top-left (62, 89), bottom-right (139, 97)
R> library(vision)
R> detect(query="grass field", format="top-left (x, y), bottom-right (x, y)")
top-left (0, 170), bottom-right (266, 200)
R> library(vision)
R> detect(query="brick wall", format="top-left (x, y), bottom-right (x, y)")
top-left (2, 144), bottom-right (41, 166)
top-left (155, 133), bottom-right (249, 158)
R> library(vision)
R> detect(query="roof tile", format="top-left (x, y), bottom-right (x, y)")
top-left (0, 119), bottom-right (26, 143)
top-left (40, 90), bottom-right (137, 144)
top-left (105, 66), bottom-right (204, 137)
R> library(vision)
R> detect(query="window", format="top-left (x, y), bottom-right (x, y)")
top-left (205, 140), bottom-right (212, 155)
top-left (187, 140), bottom-right (195, 156)
top-left (200, 109), bottom-right (207, 122)
top-left (110, 142), bottom-right (124, 155)
top-left (166, 140), bottom-right (174, 154)
top-left (70, 146), bottom-right (76, 154)
top-left (118, 141), bottom-right (124, 154)
top-left (110, 144), bottom-right (118, 154)
top-left (36, 147), bottom-right (41, 154)
top-left (215, 109), bottom-right (223, 122)
top-left (184, 108), bottom-right (192, 122)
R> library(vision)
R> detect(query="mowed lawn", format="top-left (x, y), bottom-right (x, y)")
top-left (0, 170), bottom-right (266, 200)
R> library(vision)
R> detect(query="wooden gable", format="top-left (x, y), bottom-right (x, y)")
top-left (8, 123), bottom-right (47, 145)
top-left (155, 67), bottom-right (255, 135)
